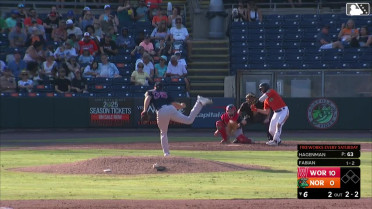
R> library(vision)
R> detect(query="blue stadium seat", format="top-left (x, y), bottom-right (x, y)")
top-left (247, 55), bottom-right (265, 64)
top-left (285, 54), bottom-right (302, 62)
top-left (231, 34), bottom-right (248, 42)
top-left (231, 47), bottom-right (249, 56)
top-left (303, 54), bottom-right (322, 63)
top-left (247, 21), bottom-right (264, 29)
top-left (264, 21), bottom-right (282, 28)
top-left (284, 14), bottom-right (301, 20)
top-left (265, 34), bottom-right (283, 41)
top-left (231, 63), bottom-right (249, 71)
top-left (112, 77), bottom-right (130, 85)
top-left (94, 77), bottom-right (112, 85)
top-left (249, 63), bottom-right (270, 69)
top-left (265, 28), bottom-right (284, 34)
top-left (111, 85), bottom-right (130, 92)
top-left (231, 56), bottom-right (248, 63)
top-left (169, 92), bottom-right (187, 98)
top-left (247, 42), bottom-right (265, 48)
top-left (230, 28), bottom-right (248, 35)
top-left (130, 85), bottom-right (151, 93)
top-left (265, 14), bottom-right (284, 21)
top-left (300, 19), bottom-right (319, 28)
top-left (284, 33), bottom-right (302, 40)
top-left (247, 34), bottom-right (265, 42)
top-left (231, 21), bottom-right (248, 28)
top-left (342, 54), bottom-right (359, 62)
top-left (231, 42), bottom-right (248, 47)
top-left (282, 20), bottom-right (300, 28)
top-left (165, 85), bottom-right (186, 91)
top-left (301, 14), bottom-right (320, 21)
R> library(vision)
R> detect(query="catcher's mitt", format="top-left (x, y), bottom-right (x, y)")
top-left (141, 112), bottom-right (149, 123)
top-left (226, 120), bottom-right (239, 136)
top-left (153, 163), bottom-right (166, 171)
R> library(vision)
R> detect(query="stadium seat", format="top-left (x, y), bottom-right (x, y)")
top-left (111, 85), bottom-right (130, 92)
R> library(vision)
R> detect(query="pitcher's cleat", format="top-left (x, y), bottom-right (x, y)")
top-left (266, 140), bottom-right (279, 146)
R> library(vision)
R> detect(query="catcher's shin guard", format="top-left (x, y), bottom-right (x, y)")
top-left (216, 120), bottom-right (228, 142)
top-left (236, 134), bottom-right (252, 144)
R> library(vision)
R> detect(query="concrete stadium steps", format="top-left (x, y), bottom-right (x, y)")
top-left (188, 40), bottom-right (230, 97)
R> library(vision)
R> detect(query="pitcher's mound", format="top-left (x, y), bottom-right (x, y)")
top-left (13, 156), bottom-right (269, 175)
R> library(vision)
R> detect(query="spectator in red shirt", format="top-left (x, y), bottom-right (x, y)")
top-left (24, 8), bottom-right (43, 28)
top-left (152, 9), bottom-right (168, 27)
top-left (78, 32), bottom-right (99, 56)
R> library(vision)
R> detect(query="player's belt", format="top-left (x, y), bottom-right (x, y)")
top-left (274, 107), bottom-right (286, 113)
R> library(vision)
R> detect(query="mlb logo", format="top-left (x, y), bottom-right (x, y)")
top-left (346, 3), bottom-right (370, 16)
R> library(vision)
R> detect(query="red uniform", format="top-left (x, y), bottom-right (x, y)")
top-left (215, 106), bottom-right (252, 144)
top-left (78, 40), bottom-right (98, 55)
top-left (263, 89), bottom-right (286, 111)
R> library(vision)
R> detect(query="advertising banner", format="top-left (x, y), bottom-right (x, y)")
top-left (192, 98), bottom-right (235, 128)
top-left (89, 98), bottom-right (133, 127)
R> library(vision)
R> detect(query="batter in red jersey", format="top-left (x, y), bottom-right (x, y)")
top-left (252, 83), bottom-right (289, 146)
top-left (214, 104), bottom-right (253, 144)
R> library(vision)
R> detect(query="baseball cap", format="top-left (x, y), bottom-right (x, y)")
top-left (17, 3), bottom-right (25, 8)
top-left (174, 51), bottom-right (181, 56)
top-left (13, 48), bottom-right (21, 54)
top-left (160, 55), bottom-right (167, 61)
top-left (322, 25), bottom-right (330, 29)
top-left (84, 32), bottom-right (90, 37)
top-left (66, 19), bottom-right (73, 25)
top-left (83, 6), bottom-right (91, 11)
top-left (104, 5), bottom-right (111, 9)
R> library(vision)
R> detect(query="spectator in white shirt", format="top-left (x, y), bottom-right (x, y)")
top-left (166, 55), bottom-right (190, 96)
top-left (170, 17), bottom-right (192, 62)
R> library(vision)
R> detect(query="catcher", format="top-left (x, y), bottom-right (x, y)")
top-left (238, 93), bottom-right (273, 141)
top-left (214, 104), bottom-right (253, 144)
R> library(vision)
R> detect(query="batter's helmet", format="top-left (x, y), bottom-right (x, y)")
top-left (154, 82), bottom-right (164, 90)
top-left (259, 83), bottom-right (270, 93)
top-left (226, 104), bottom-right (236, 113)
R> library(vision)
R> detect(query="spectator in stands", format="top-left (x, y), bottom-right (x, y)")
top-left (100, 34), bottom-right (118, 56)
top-left (166, 55), bottom-right (190, 96)
top-left (135, 53), bottom-right (154, 78)
top-left (93, 21), bottom-right (104, 40)
top-left (151, 20), bottom-right (169, 45)
top-left (24, 8), bottom-right (43, 28)
top-left (52, 19), bottom-right (67, 43)
top-left (8, 23), bottom-right (27, 48)
top-left (17, 4), bottom-right (28, 21)
top-left (99, 5), bottom-right (119, 35)
top-left (5, 10), bottom-right (19, 30)
top-left (117, 0), bottom-right (135, 28)
top-left (317, 25), bottom-right (344, 50)
top-left (85, 25), bottom-right (101, 45)
top-left (358, 26), bottom-right (372, 47)
top-left (170, 17), bottom-right (192, 62)
top-left (247, 1), bottom-right (262, 22)
top-left (50, 6), bottom-right (62, 18)
top-left (68, 33), bottom-right (80, 52)
top-left (154, 55), bottom-right (167, 78)
top-left (338, 19), bottom-right (359, 47)
top-left (40, 52), bottom-right (58, 80)
top-left (155, 37), bottom-right (171, 56)
top-left (83, 61), bottom-right (99, 78)
top-left (131, 45), bottom-right (145, 61)
top-left (0, 11), bottom-right (7, 33)
top-left (80, 8), bottom-right (96, 33)
top-left (66, 19), bottom-right (83, 40)
top-left (63, 56), bottom-right (80, 78)
top-left (79, 49), bottom-right (94, 66)
top-left (26, 22), bottom-right (46, 46)
top-left (237, 0), bottom-right (247, 21)
top-left (146, 0), bottom-right (162, 18)
top-left (152, 9), bottom-right (168, 28)
top-left (131, 62), bottom-right (152, 86)
top-left (23, 41), bottom-right (45, 63)
top-left (174, 51), bottom-right (187, 68)
top-left (54, 68), bottom-right (71, 93)
top-left (116, 27), bottom-right (135, 50)
top-left (0, 68), bottom-right (17, 93)
top-left (135, 0), bottom-right (150, 22)
top-left (54, 39), bottom-right (78, 61)
top-left (0, 60), bottom-right (6, 74)
top-left (135, 30), bottom-right (145, 45)
top-left (7, 48), bottom-right (26, 77)
top-left (18, 70), bottom-right (34, 93)
top-left (139, 34), bottom-right (156, 55)
top-left (168, 7), bottom-right (181, 28)
top-left (71, 70), bottom-right (88, 93)
top-left (43, 12), bottom-right (60, 35)
top-left (97, 54), bottom-right (121, 78)
top-left (78, 32), bottom-right (99, 56)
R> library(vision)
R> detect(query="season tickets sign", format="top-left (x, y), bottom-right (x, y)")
top-left (89, 98), bottom-right (133, 127)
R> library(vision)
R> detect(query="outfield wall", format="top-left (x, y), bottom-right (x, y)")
top-left (1, 96), bottom-right (370, 130)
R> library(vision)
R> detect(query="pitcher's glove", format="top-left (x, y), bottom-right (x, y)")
top-left (141, 111), bottom-right (149, 123)
top-left (153, 163), bottom-right (166, 171)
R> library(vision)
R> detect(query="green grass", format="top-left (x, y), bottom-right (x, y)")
top-left (1, 148), bottom-right (371, 200)
top-left (1, 136), bottom-right (371, 148)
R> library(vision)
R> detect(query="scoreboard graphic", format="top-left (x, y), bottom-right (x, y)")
top-left (297, 145), bottom-right (360, 199)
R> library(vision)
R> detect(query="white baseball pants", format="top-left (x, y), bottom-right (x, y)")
top-left (156, 101), bottom-right (203, 155)
top-left (269, 106), bottom-right (289, 142)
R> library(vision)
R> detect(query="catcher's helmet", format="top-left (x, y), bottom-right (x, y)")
top-left (154, 82), bottom-right (164, 90)
top-left (226, 104), bottom-right (236, 113)
top-left (259, 83), bottom-right (270, 93)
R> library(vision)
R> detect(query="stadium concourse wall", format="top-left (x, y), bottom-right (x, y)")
top-left (0, 96), bottom-right (370, 130)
